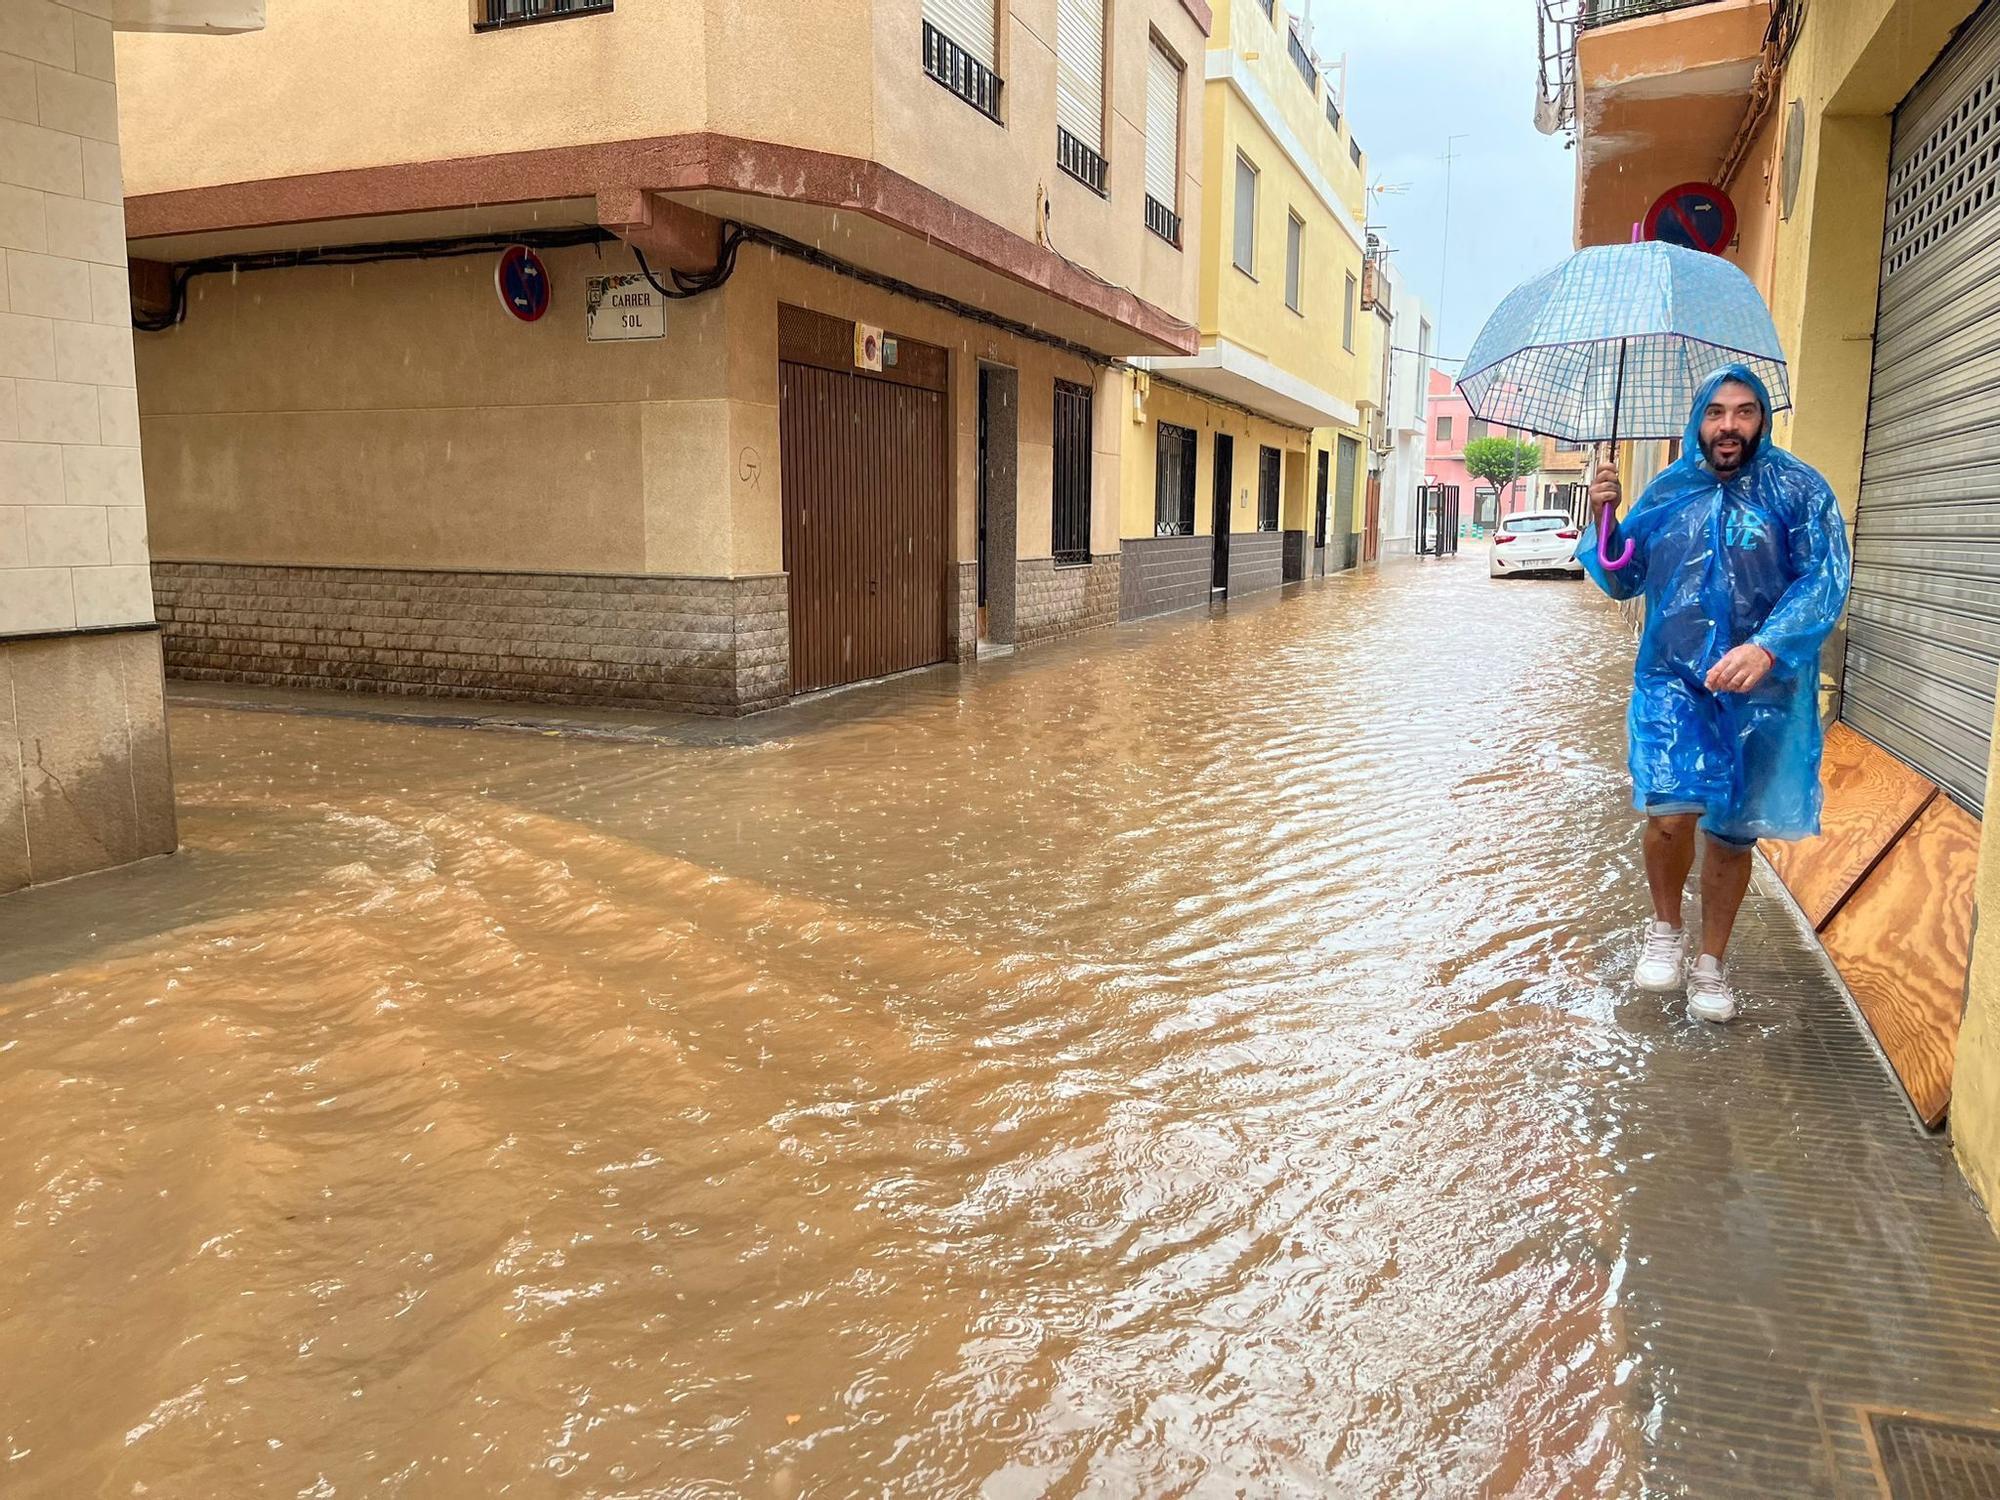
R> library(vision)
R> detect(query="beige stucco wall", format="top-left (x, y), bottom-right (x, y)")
top-left (138, 237), bottom-right (1137, 584)
top-left (114, 0), bottom-right (1206, 339)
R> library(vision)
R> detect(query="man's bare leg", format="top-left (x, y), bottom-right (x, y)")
top-left (1643, 814), bottom-right (1699, 926)
top-left (1699, 836), bottom-right (1754, 962)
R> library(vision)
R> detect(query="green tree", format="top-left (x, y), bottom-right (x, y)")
top-left (1461, 435), bottom-right (1543, 518)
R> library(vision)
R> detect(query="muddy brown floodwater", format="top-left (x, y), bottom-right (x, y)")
top-left (0, 562), bottom-right (1682, 1496)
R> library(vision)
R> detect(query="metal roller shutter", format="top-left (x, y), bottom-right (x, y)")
top-left (1145, 41), bottom-right (1179, 208)
top-left (1848, 0), bottom-right (2000, 813)
top-left (922, 0), bottom-right (996, 68)
top-left (1056, 0), bottom-right (1105, 151)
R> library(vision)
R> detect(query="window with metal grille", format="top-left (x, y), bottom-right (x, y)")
top-left (1258, 446), bottom-right (1281, 531)
top-left (1056, 0), bottom-right (1107, 194)
top-left (1326, 95), bottom-right (1341, 132)
top-left (1234, 154), bottom-right (1258, 274)
top-left (1154, 422), bottom-right (1197, 536)
top-left (1144, 39), bottom-right (1182, 245)
top-left (1350, 137), bottom-right (1363, 169)
top-left (1343, 271), bottom-right (1356, 349)
top-left (1053, 380), bottom-right (1093, 566)
top-left (1287, 25), bottom-right (1317, 93)
top-left (923, 0), bottom-right (1002, 122)
top-left (474, 0), bottom-right (611, 30)
top-left (1285, 212), bottom-right (1304, 313)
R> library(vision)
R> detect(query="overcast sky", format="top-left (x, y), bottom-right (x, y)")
top-left (1313, 0), bottom-right (1576, 366)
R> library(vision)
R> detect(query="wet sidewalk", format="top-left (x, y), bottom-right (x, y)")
top-left (3, 557), bottom-right (1999, 1498)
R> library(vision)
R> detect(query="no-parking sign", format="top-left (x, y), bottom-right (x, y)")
top-left (1643, 182), bottom-right (1737, 255)
top-left (495, 244), bottom-right (551, 322)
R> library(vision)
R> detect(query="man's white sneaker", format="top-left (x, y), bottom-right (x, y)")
top-left (1634, 921), bottom-right (1687, 993)
top-left (1687, 955), bottom-right (1737, 1023)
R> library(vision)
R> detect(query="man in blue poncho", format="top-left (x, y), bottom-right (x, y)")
top-left (1582, 364), bottom-right (1851, 1023)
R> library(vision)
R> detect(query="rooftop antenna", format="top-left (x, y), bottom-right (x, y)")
top-left (1438, 133), bottom-right (1470, 361)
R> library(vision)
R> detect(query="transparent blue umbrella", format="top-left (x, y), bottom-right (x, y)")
top-left (1456, 242), bottom-right (1790, 569)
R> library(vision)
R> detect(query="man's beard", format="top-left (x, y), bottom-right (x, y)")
top-left (1702, 429), bottom-right (1761, 475)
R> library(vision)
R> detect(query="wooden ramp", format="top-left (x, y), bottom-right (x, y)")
top-left (1762, 724), bottom-right (1978, 1129)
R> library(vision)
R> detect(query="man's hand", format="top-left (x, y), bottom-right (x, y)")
top-left (1706, 643), bottom-right (1775, 694)
top-left (1589, 462), bottom-right (1622, 519)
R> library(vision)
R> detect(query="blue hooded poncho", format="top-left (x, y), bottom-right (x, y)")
top-left (1579, 364), bottom-right (1852, 844)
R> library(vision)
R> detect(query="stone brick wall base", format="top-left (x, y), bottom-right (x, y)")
top-left (1227, 531), bottom-right (1284, 598)
top-left (1016, 555), bottom-right (1121, 646)
top-left (1120, 535), bottom-right (1212, 621)
top-left (152, 562), bottom-right (790, 716)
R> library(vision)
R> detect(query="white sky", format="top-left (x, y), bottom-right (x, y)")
top-left (1312, 0), bottom-right (1576, 365)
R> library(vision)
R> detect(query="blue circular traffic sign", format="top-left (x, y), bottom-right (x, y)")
top-left (495, 245), bottom-right (551, 322)
top-left (1643, 182), bottom-right (1737, 256)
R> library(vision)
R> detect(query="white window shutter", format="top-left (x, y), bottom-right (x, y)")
top-left (924, 0), bottom-right (996, 68)
top-left (1056, 0), bottom-right (1105, 151)
top-left (1145, 42), bottom-right (1179, 206)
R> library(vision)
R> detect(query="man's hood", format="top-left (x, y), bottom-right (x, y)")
top-left (1683, 362), bottom-right (1773, 475)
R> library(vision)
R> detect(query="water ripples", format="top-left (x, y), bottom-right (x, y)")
top-left (0, 560), bottom-right (1652, 1497)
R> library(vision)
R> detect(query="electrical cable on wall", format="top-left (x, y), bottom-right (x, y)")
top-left (131, 226), bottom-right (620, 333)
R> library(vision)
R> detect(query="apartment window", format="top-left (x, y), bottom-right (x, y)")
top-left (474, 0), bottom-right (611, 30)
top-left (1259, 0), bottom-right (1274, 16)
top-left (1285, 213), bottom-right (1304, 313)
top-left (1257, 446), bottom-right (1281, 532)
top-left (1418, 318), bottom-right (1432, 358)
top-left (1350, 137), bottom-right (1364, 169)
top-left (1287, 24), bottom-right (1318, 93)
top-left (1055, 0), bottom-right (1108, 194)
top-left (1342, 271), bottom-right (1356, 349)
top-left (1234, 155), bottom-right (1259, 275)
top-left (923, 0), bottom-right (1002, 122)
top-left (1436, 414), bottom-right (1453, 444)
top-left (1467, 418), bottom-right (1489, 441)
top-left (1053, 379), bottom-right (1093, 566)
top-left (1144, 38), bottom-right (1183, 245)
top-left (1326, 95), bottom-right (1341, 132)
top-left (1155, 421), bottom-right (1197, 536)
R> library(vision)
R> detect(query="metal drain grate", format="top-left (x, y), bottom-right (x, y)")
top-left (1873, 1413), bottom-right (2000, 1499)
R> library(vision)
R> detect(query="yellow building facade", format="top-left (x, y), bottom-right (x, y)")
top-left (1117, 0), bottom-right (1374, 621)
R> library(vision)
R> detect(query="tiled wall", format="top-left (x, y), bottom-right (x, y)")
top-left (0, 0), bottom-right (150, 638)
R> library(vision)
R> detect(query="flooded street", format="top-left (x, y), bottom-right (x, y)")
top-left (4, 558), bottom-right (1995, 1498)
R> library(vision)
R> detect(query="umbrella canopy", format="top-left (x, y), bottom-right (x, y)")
top-left (1456, 242), bottom-right (1789, 444)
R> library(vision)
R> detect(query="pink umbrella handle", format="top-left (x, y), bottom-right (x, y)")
top-left (1598, 501), bottom-right (1635, 571)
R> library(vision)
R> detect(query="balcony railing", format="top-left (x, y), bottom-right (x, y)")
top-left (923, 22), bottom-right (1004, 122)
top-left (1326, 95), bottom-right (1341, 132)
top-left (1145, 194), bottom-right (1182, 246)
top-left (474, 0), bottom-right (611, 30)
top-left (1287, 26), bottom-right (1318, 92)
top-left (1578, 0), bottom-right (1719, 30)
top-left (1057, 127), bottom-right (1108, 197)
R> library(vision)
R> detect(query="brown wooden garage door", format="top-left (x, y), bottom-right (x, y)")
top-left (778, 307), bottom-right (951, 695)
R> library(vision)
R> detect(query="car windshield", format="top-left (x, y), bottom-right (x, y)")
top-left (1504, 515), bottom-right (1570, 534)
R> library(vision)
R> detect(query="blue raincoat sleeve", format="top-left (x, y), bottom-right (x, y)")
top-left (1750, 476), bottom-right (1851, 680)
top-left (1580, 364), bottom-right (1852, 844)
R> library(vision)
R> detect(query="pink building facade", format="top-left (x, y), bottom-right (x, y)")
top-left (1424, 367), bottom-right (1560, 527)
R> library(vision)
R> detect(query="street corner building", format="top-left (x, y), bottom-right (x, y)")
top-left (0, 1), bottom-right (270, 896)
top-left (1549, 0), bottom-right (2000, 1218)
top-left (107, 0), bottom-right (1224, 724)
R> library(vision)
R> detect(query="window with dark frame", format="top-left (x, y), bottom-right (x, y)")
top-left (1257, 445), bottom-right (1281, 532)
top-left (1155, 422), bottom-right (1197, 536)
top-left (1053, 380), bottom-right (1094, 566)
top-left (474, 0), bottom-right (612, 30)
top-left (922, 0), bottom-right (1003, 122)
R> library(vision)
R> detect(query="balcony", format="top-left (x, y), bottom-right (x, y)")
top-left (1287, 26), bottom-right (1318, 92)
top-left (474, 0), bottom-right (612, 31)
top-left (1571, 0), bottom-right (1770, 247)
top-left (1579, 0), bottom-right (1723, 28)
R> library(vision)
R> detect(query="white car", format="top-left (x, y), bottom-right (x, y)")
top-left (1489, 509), bottom-right (1585, 578)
